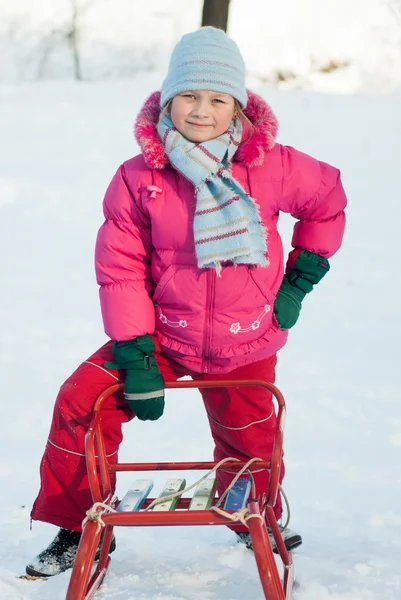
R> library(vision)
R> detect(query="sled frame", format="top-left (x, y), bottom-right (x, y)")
top-left (66, 380), bottom-right (294, 600)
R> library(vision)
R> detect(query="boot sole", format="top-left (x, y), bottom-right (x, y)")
top-left (25, 536), bottom-right (116, 578)
top-left (272, 534), bottom-right (302, 554)
top-left (236, 532), bottom-right (303, 554)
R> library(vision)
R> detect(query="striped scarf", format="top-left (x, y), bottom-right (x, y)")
top-left (158, 114), bottom-right (268, 272)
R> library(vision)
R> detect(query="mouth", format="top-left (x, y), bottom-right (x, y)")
top-left (186, 122), bottom-right (212, 128)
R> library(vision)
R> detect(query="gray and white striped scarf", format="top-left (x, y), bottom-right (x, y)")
top-left (158, 113), bottom-right (268, 273)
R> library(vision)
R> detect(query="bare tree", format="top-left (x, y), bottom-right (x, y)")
top-left (68, 0), bottom-right (82, 80)
top-left (37, 0), bottom-right (98, 81)
top-left (201, 0), bottom-right (231, 32)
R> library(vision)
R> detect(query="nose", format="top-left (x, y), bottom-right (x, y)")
top-left (190, 99), bottom-right (210, 119)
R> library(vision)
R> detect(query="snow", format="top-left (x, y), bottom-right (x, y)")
top-left (1, 0), bottom-right (401, 92)
top-left (1, 3), bottom-right (401, 597)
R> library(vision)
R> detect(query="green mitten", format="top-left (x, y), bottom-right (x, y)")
top-left (105, 335), bottom-right (165, 421)
top-left (274, 279), bottom-right (306, 330)
top-left (273, 250), bottom-right (330, 330)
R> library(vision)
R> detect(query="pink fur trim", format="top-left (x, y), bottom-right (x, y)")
top-left (234, 91), bottom-right (278, 167)
top-left (134, 90), bottom-right (278, 170)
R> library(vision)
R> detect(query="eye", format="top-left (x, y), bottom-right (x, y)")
top-left (181, 94), bottom-right (196, 99)
top-left (212, 98), bottom-right (225, 104)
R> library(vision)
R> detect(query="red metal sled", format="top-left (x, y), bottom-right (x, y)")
top-left (65, 380), bottom-right (294, 600)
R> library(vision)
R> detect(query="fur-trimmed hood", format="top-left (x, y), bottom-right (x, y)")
top-left (134, 90), bottom-right (278, 170)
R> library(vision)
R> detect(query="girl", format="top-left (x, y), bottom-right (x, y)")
top-left (26, 27), bottom-right (346, 577)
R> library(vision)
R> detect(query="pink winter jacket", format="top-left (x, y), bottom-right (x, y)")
top-left (95, 91), bottom-right (346, 374)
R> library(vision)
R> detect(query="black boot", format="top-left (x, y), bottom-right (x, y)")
top-left (25, 528), bottom-right (116, 577)
top-left (236, 526), bottom-right (302, 554)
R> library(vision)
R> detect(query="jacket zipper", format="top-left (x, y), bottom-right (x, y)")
top-left (202, 269), bottom-right (216, 373)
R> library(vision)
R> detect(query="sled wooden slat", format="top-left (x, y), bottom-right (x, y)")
top-left (188, 478), bottom-right (217, 511)
top-left (116, 479), bottom-right (154, 512)
top-left (152, 478), bottom-right (187, 511)
top-left (223, 478), bottom-right (251, 511)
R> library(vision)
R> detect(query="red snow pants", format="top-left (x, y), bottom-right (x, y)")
top-left (31, 341), bottom-right (284, 533)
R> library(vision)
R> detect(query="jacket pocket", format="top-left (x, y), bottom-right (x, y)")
top-left (153, 265), bottom-right (176, 304)
top-left (248, 268), bottom-right (274, 303)
top-left (153, 265), bottom-right (203, 337)
top-left (211, 267), bottom-right (277, 348)
top-left (153, 265), bottom-right (188, 329)
top-left (248, 269), bottom-right (282, 331)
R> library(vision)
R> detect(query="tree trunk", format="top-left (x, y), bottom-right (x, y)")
top-left (201, 0), bottom-right (230, 32)
top-left (70, 0), bottom-right (82, 80)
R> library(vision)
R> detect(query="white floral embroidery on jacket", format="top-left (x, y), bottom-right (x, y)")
top-left (158, 306), bottom-right (187, 328)
top-left (230, 304), bottom-right (271, 334)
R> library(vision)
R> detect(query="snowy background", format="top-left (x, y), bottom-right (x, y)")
top-left (1, 1), bottom-right (401, 599)
top-left (1, 0), bottom-right (401, 93)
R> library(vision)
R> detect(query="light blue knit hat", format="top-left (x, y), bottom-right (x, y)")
top-left (160, 27), bottom-right (247, 108)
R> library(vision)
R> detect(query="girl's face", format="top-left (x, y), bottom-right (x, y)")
top-left (170, 90), bottom-right (236, 143)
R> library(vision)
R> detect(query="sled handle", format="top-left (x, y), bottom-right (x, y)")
top-left (85, 380), bottom-right (285, 508)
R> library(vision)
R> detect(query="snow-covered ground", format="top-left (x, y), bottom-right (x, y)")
top-left (1, 75), bottom-right (401, 598)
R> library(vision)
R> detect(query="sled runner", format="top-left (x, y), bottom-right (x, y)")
top-left (65, 380), bottom-right (294, 600)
